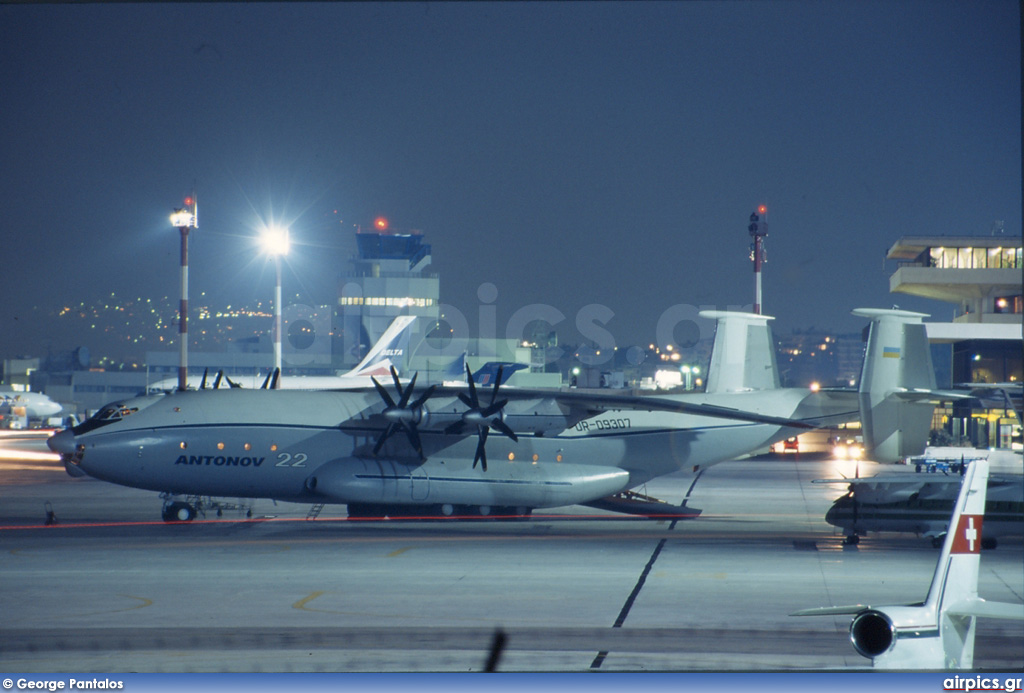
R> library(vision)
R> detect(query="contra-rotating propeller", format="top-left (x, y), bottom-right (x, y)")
top-left (199, 368), bottom-right (240, 389)
top-left (444, 364), bottom-right (518, 471)
top-left (371, 366), bottom-right (436, 459)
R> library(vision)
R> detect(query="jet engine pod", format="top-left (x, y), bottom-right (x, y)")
top-left (849, 610), bottom-right (895, 659)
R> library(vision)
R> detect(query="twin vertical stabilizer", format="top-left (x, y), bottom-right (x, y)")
top-left (700, 311), bottom-right (781, 393)
top-left (854, 308), bottom-right (937, 463)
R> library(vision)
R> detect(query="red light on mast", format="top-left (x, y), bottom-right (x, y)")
top-left (757, 205), bottom-right (767, 215)
top-left (374, 217), bottom-right (389, 231)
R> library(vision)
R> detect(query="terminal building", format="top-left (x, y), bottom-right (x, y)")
top-left (886, 234), bottom-right (1022, 450)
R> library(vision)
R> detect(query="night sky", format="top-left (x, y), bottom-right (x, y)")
top-left (1, 2), bottom-right (1019, 360)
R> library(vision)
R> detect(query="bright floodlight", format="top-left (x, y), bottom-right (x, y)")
top-left (261, 226), bottom-right (291, 256)
top-left (170, 209), bottom-right (195, 228)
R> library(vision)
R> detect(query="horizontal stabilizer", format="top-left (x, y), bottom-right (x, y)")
top-left (945, 598), bottom-right (1024, 620)
top-left (791, 604), bottom-right (873, 617)
top-left (888, 388), bottom-right (976, 403)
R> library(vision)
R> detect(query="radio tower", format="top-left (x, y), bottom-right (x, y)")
top-left (748, 205), bottom-right (768, 314)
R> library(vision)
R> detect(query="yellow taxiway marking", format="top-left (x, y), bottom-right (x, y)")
top-left (293, 591), bottom-right (327, 611)
top-left (77, 594), bottom-right (153, 617)
top-left (386, 547), bottom-right (414, 557)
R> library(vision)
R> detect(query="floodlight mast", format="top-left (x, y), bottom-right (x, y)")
top-left (260, 226), bottom-right (290, 387)
top-left (170, 195), bottom-right (197, 392)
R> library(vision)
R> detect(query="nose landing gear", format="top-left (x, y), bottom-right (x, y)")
top-left (159, 494), bottom-right (254, 523)
top-left (161, 500), bottom-right (196, 523)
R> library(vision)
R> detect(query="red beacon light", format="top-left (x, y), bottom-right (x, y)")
top-left (757, 205), bottom-right (767, 215)
top-left (374, 217), bottom-right (389, 231)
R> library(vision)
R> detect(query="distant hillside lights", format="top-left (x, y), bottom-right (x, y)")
top-left (44, 292), bottom-right (311, 367)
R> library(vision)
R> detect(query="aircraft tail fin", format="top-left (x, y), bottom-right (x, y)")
top-left (853, 308), bottom-right (936, 463)
top-left (700, 311), bottom-right (780, 393)
top-left (345, 316), bottom-right (416, 378)
top-left (473, 362), bottom-right (527, 386)
top-left (442, 352), bottom-right (468, 381)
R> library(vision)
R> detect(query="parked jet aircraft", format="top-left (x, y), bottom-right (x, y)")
top-left (148, 315), bottom-right (416, 392)
top-left (822, 449), bottom-right (1023, 547)
top-left (793, 458), bottom-right (1024, 669)
top-left (49, 308), bottom-right (933, 522)
top-left (0, 389), bottom-right (62, 421)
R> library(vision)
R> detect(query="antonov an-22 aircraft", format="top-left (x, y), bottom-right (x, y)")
top-left (48, 308), bottom-right (934, 522)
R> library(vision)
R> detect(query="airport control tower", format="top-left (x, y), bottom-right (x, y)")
top-left (336, 218), bottom-right (440, 368)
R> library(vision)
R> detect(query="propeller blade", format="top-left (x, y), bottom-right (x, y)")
top-left (213, 371), bottom-right (224, 389)
top-left (481, 398), bottom-right (508, 418)
top-left (405, 424), bottom-right (424, 459)
top-left (398, 372), bottom-right (418, 408)
top-left (270, 368), bottom-right (280, 390)
top-left (372, 376), bottom-right (397, 408)
top-left (260, 371), bottom-right (272, 389)
top-left (490, 417), bottom-right (519, 443)
top-left (226, 375), bottom-right (241, 389)
top-left (489, 366), bottom-right (504, 405)
top-left (411, 385), bottom-right (437, 410)
top-left (200, 368), bottom-right (209, 390)
top-left (457, 392), bottom-right (475, 409)
top-left (473, 427), bottom-right (490, 471)
top-left (465, 364), bottom-right (480, 406)
top-left (374, 423), bottom-right (397, 456)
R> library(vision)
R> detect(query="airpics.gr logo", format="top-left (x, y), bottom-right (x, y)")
top-left (882, 346), bottom-right (901, 358)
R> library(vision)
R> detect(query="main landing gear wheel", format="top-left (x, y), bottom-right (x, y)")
top-left (162, 501), bottom-right (197, 523)
top-left (842, 534), bottom-right (860, 546)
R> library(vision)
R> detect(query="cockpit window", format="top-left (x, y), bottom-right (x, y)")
top-left (95, 404), bottom-right (139, 421)
top-left (71, 398), bottom-right (155, 435)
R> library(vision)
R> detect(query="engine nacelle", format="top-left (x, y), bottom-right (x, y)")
top-left (306, 457), bottom-right (630, 508)
top-left (850, 610), bottom-right (895, 659)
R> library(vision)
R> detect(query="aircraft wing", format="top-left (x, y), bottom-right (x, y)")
top-left (342, 381), bottom-right (825, 437)
top-left (493, 387), bottom-right (826, 429)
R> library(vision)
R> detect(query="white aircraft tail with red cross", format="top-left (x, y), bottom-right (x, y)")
top-left (793, 458), bottom-right (1024, 668)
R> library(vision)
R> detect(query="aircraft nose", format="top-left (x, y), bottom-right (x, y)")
top-left (48, 429), bottom-right (77, 455)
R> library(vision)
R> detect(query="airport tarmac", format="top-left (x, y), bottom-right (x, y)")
top-left (1, 437), bottom-right (1021, 672)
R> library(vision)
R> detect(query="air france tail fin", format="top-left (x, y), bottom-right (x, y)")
top-left (473, 362), bottom-right (527, 386)
top-left (793, 458), bottom-right (1024, 669)
top-left (442, 352), bottom-right (468, 381)
top-left (700, 311), bottom-right (780, 393)
top-left (345, 316), bottom-right (416, 378)
top-left (853, 308), bottom-right (937, 463)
